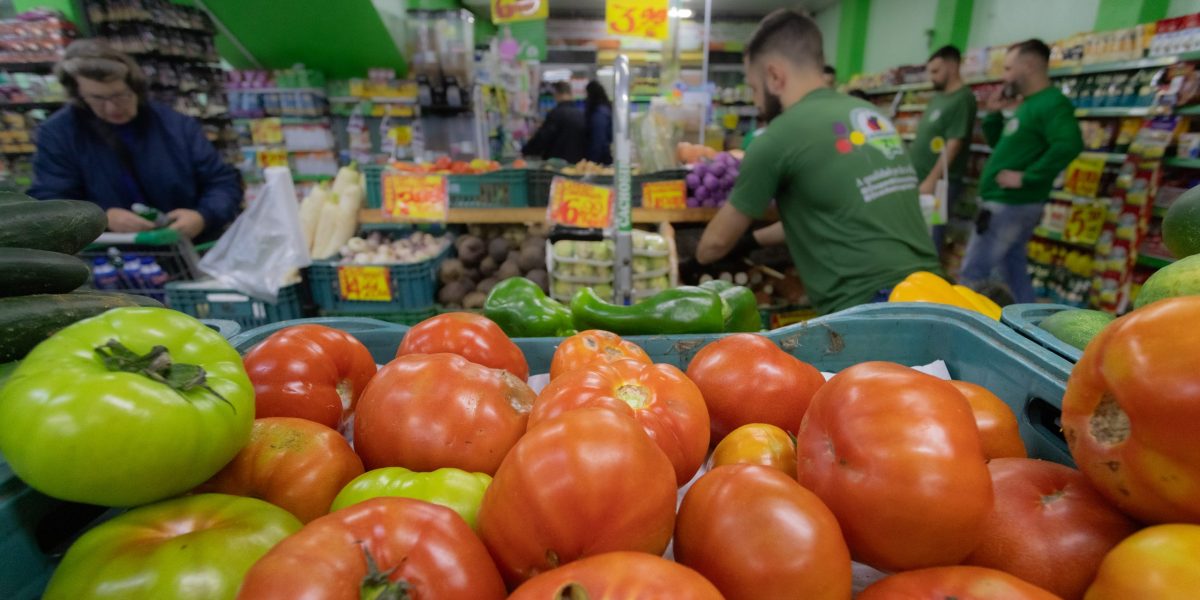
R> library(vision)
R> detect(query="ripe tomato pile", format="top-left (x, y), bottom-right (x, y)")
top-left (2, 298), bottom-right (1199, 599)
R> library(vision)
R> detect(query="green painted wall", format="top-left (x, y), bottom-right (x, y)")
top-left (1169, 0), bottom-right (1200, 16)
top-left (12, 0), bottom-right (82, 25)
top-left (968, 0), bottom-right (1101, 49)
top-left (930, 0), bottom-right (973, 52)
top-left (835, 0), bottom-right (871, 82)
top-left (1094, 0), bottom-right (1167, 31)
top-left (863, 0), bottom-right (937, 73)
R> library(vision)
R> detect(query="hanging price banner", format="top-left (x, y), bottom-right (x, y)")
top-left (381, 172), bottom-right (449, 222)
top-left (1064, 200), bottom-right (1110, 245)
top-left (547, 177), bottom-right (614, 229)
top-left (492, 0), bottom-right (548, 23)
top-left (606, 0), bottom-right (670, 41)
top-left (641, 180), bottom-right (686, 209)
top-left (1063, 155), bottom-right (1105, 198)
top-left (338, 265), bottom-right (393, 302)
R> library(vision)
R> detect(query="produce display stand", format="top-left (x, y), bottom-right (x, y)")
top-left (164, 281), bottom-right (304, 329)
top-left (1001, 303), bottom-right (1084, 363)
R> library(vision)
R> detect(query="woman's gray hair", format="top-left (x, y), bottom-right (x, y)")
top-left (55, 39), bottom-right (147, 104)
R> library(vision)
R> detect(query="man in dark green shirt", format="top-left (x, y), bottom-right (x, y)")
top-left (960, 38), bottom-right (1082, 303)
top-left (693, 9), bottom-right (939, 314)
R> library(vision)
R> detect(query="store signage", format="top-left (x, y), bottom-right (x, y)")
top-left (606, 0), bottom-right (670, 41)
top-left (255, 148), bottom-right (288, 169)
top-left (1064, 155), bottom-right (1105, 198)
top-left (548, 177), bottom-right (614, 229)
top-left (1064, 200), bottom-right (1109, 245)
top-left (492, 0), bottom-right (547, 23)
top-left (381, 172), bottom-right (449, 222)
top-left (338, 265), bottom-right (393, 302)
top-left (641, 180), bottom-right (686, 209)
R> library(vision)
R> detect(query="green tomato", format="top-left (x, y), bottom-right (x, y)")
top-left (0, 307), bottom-right (254, 506)
top-left (330, 466), bottom-right (492, 530)
top-left (44, 493), bottom-right (301, 600)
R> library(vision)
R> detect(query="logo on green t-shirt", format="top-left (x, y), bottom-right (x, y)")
top-left (929, 108), bottom-right (942, 122)
top-left (1004, 117), bottom-right (1020, 135)
top-left (845, 108), bottom-right (905, 159)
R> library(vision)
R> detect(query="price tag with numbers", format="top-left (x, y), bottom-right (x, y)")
top-left (381, 172), bottom-right (449, 222)
top-left (606, 0), bottom-right (670, 40)
top-left (1064, 200), bottom-right (1109, 245)
top-left (491, 0), bottom-right (547, 23)
top-left (338, 265), bottom-right (393, 302)
top-left (641, 180), bottom-right (686, 209)
top-left (547, 177), bottom-right (614, 229)
top-left (255, 147), bottom-right (288, 169)
top-left (1064, 156), bottom-right (1105, 198)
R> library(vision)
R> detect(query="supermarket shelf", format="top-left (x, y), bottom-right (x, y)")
top-left (0, 99), bottom-right (63, 109)
top-left (1033, 227), bottom-right (1095, 249)
top-left (233, 115), bottom-right (329, 124)
top-left (900, 133), bottom-right (916, 142)
top-left (860, 75), bottom-right (1000, 95)
top-left (896, 104), bottom-right (927, 112)
top-left (329, 96), bottom-right (417, 105)
top-left (1079, 151), bottom-right (1128, 164)
top-left (1137, 253), bottom-right (1176, 269)
top-left (1049, 190), bottom-right (1113, 203)
top-left (1163, 157), bottom-right (1200, 169)
top-left (229, 87), bottom-right (326, 96)
top-left (359, 207), bottom-right (725, 225)
top-left (1047, 52), bottom-right (1200, 77)
top-left (1074, 106), bottom-right (1158, 117)
top-left (1175, 105), bottom-right (1200, 116)
top-left (0, 61), bottom-right (57, 72)
top-left (1153, 205), bottom-right (1169, 217)
top-left (970, 144), bottom-right (992, 154)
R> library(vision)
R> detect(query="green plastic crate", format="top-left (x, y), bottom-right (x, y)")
top-left (322, 307), bottom-right (437, 326)
top-left (364, 165), bottom-right (529, 209)
top-left (1001, 303), bottom-right (1085, 363)
top-left (165, 281), bottom-right (303, 329)
top-left (525, 168), bottom-right (555, 207)
top-left (307, 244), bottom-right (451, 314)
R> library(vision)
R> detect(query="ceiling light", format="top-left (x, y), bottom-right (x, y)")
top-left (669, 7), bottom-right (693, 18)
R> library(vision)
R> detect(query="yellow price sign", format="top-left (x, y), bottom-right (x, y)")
top-left (641, 180), bottom-right (686, 209)
top-left (381, 173), bottom-right (449, 222)
top-left (1064, 156), bottom-right (1105, 198)
top-left (606, 0), bottom-right (670, 41)
top-left (547, 177), bottom-right (613, 229)
top-left (337, 265), bottom-right (392, 302)
top-left (255, 147), bottom-right (288, 169)
top-left (1064, 200), bottom-right (1109, 245)
top-left (389, 126), bottom-right (412, 146)
top-left (491, 0), bottom-right (547, 23)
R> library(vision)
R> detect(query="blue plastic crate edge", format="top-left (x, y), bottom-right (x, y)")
top-left (1001, 303), bottom-right (1085, 363)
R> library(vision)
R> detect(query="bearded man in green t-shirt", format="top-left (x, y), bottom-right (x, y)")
top-left (690, 9), bottom-right (939, 315)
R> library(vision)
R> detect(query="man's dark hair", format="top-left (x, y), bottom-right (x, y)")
top-left (551, 81), bottom-right (571, 96)
top-left (928, 45), bottom-right (961, 64)
top-left (1009, 38), bottom-right (1050, 64)
top-left (746, 9), bottom-right (825, 69)
top-left (824, 64), bottom-right (836, 76)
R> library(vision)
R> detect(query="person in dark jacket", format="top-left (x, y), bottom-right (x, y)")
top-left (522, 81), bottom-right (586, 163)
top-left (28, 40), bottom-right (240, 240)
top-left (584, 80), bottom-right (613, 165)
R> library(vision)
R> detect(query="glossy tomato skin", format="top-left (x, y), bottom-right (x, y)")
top-left (243, 324), bottom-right (377, 430)
top-left (950, 380), bottom-right (1027, 459)
top-left (549, 329), bottom-right (651, 380)
top-left (354, 353), bottom-right (534, 475)
top-left (531, 358), bottom-right (709, 485)
top-left (329, 466), bottom-right (491, 530)
top-left (674, 464), bottom-right (852, 600)
top-left (686, 333), bottom-right (824, 442)
top-left (237, 497), bottom-right (506, 600)
top-left (396, 312), bottom-right (529, 380)
top-left (964, 458), bottom-right (1138, 600)
top-left (44, 493), bottom-right (301, 600)
top-left (1084, 524), bottom-right (1200, 600)
top-left (858, 566), bottom-right (1062, 600)
top-left (796, 362), bottom-right (993, 571)
top-left (709, 423), bottom-right (798, 478)
top-left (479, 408), bottom-right (678, 588)
top-left (1062, 297), bottom-right (1200, 524)
top-left (508, 552), bottom-right (724, 600)
top-left (0, 307), bottom-right (253, 507)
top-left (195, 417), bottom-right (364, 523)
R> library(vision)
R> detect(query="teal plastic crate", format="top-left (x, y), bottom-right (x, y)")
top-left (307, 244), bottom-right (450, 314)
top-left (165, 281), bottom-right (303, 329)
top-left (364, 165), bottom-right (529, 209)
top-left (526, 168), bottom-right (555, 207)
top-left (322, 307), bottom-right (437, 326)
top-left (1001, 303), bottom-right (1086, 363)
top-left (200, 319), bottom-right (242, 340)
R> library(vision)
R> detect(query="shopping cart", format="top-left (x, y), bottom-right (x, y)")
top-left (78, 229), bottom-right (210, 302)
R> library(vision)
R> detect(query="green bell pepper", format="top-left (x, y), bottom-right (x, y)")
top-left (484, 277), bottom-right (575, 338)
top-left (701, 280), bottom-right (762, 332)
top-left (570, 286), bottom-right (726, 336)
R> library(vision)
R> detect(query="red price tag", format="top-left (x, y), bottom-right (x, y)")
top-left (491, 0), bottom-right (547, 23)
top-left (381, 172), bottom-right (448, 222)
top-left (641, 180), bottom-right (686, 209)
top-left (338, 265), bottom-right (393, 302)
top-left (547, 177), bottom-right (614, 229)
top-left (606, 0), bottom-right (670, 40)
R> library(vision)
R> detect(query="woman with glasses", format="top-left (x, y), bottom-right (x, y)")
top-left (27, 40), bottom-right (240, 241)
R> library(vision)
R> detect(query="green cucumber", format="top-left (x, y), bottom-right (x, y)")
top-left (0, 248), bottom-right (91, 297)
top-left (0, 291), bottom-right (162, 362)
top-left (0, 191), bottom-right (33, 205)
top-left (0, 199), bottom-right (107, 255)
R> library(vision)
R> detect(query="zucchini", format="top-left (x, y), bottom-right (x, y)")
top-left (0, 291), bottom-right (163, 362)
top-left (0, 199), bottom-right (107, 255)
top-left (0, 191), bottom-right (33, 205)
top-left (0, 248), bottom-right (91, 297)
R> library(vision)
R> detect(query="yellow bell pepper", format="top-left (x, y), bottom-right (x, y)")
top-left (888, 271), bottom-right (1001, 320)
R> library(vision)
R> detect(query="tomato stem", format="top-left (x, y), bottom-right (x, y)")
top-left (359, 544), bottom-right (412, 600)
top-left (94, 339), bottom-right (233, 410)
top-left (554, 582), bottom-right (591, 600)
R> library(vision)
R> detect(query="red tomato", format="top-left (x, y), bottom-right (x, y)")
top-left (354, 353), bottom-right (534, 475)
top-left (950, 380), bottom-right (1027, 459)
top-left (674, 464), bottom-right (852, 600)
top-left (709, 423), bottom-right (798, 478)
top-left (195, 417), bottom-right (364, 523)
top-left (1062, 297), bottom-right (1200, 524)
top-left (685, 333), bottom-right (824, 442)
top-left (236, 497), bottom-right (506, 600)
top-left (963, 458), bottom-right (1137, 599)
top-left (397, 312), bottom-right (529, 381)
top-left (243, 324), bottom-right (376, 430)
top-left (531, 358), bottom-right (709, 485)
top-left (508, 552), bottom-right (724, 600)
top-left (478, 408), bottom-right (678, 587)
top-left (1085, 524), bottom-right (1200, 600)
top-left (858, 566), bottom-right (1062, 600)
top-left (795, 362), bottom-right (993, 571)
top-left (549, 330), bottom-right (651, 380)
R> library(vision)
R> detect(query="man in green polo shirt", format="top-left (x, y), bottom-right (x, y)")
top-left (960, 38), bottom-right (1082, 303)
top-left (910, 45), bottom-right (977, 254)
top-left (693, 9), bottom-right (939, 315)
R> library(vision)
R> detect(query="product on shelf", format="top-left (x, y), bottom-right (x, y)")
top-left (337, 231), bottom-right (451, 265)
top-left (685, 151), bottom-right (741, 208)
top-left (299, 164), bottom-right (364, 259)
top-left (0, 10), bottom-right (77, 65)
top-left (439, 224), bottom-right (549, 310)
top-left (548, 230), bottom-right (673, 303)
top-left (391, 156), bottom-right (503, 175)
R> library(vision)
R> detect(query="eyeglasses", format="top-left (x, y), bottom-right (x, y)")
top-left (81, 90), bottom-right (136, 107)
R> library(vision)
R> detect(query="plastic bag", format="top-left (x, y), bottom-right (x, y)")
top-left (199, 166), bottom-right (311, 302)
